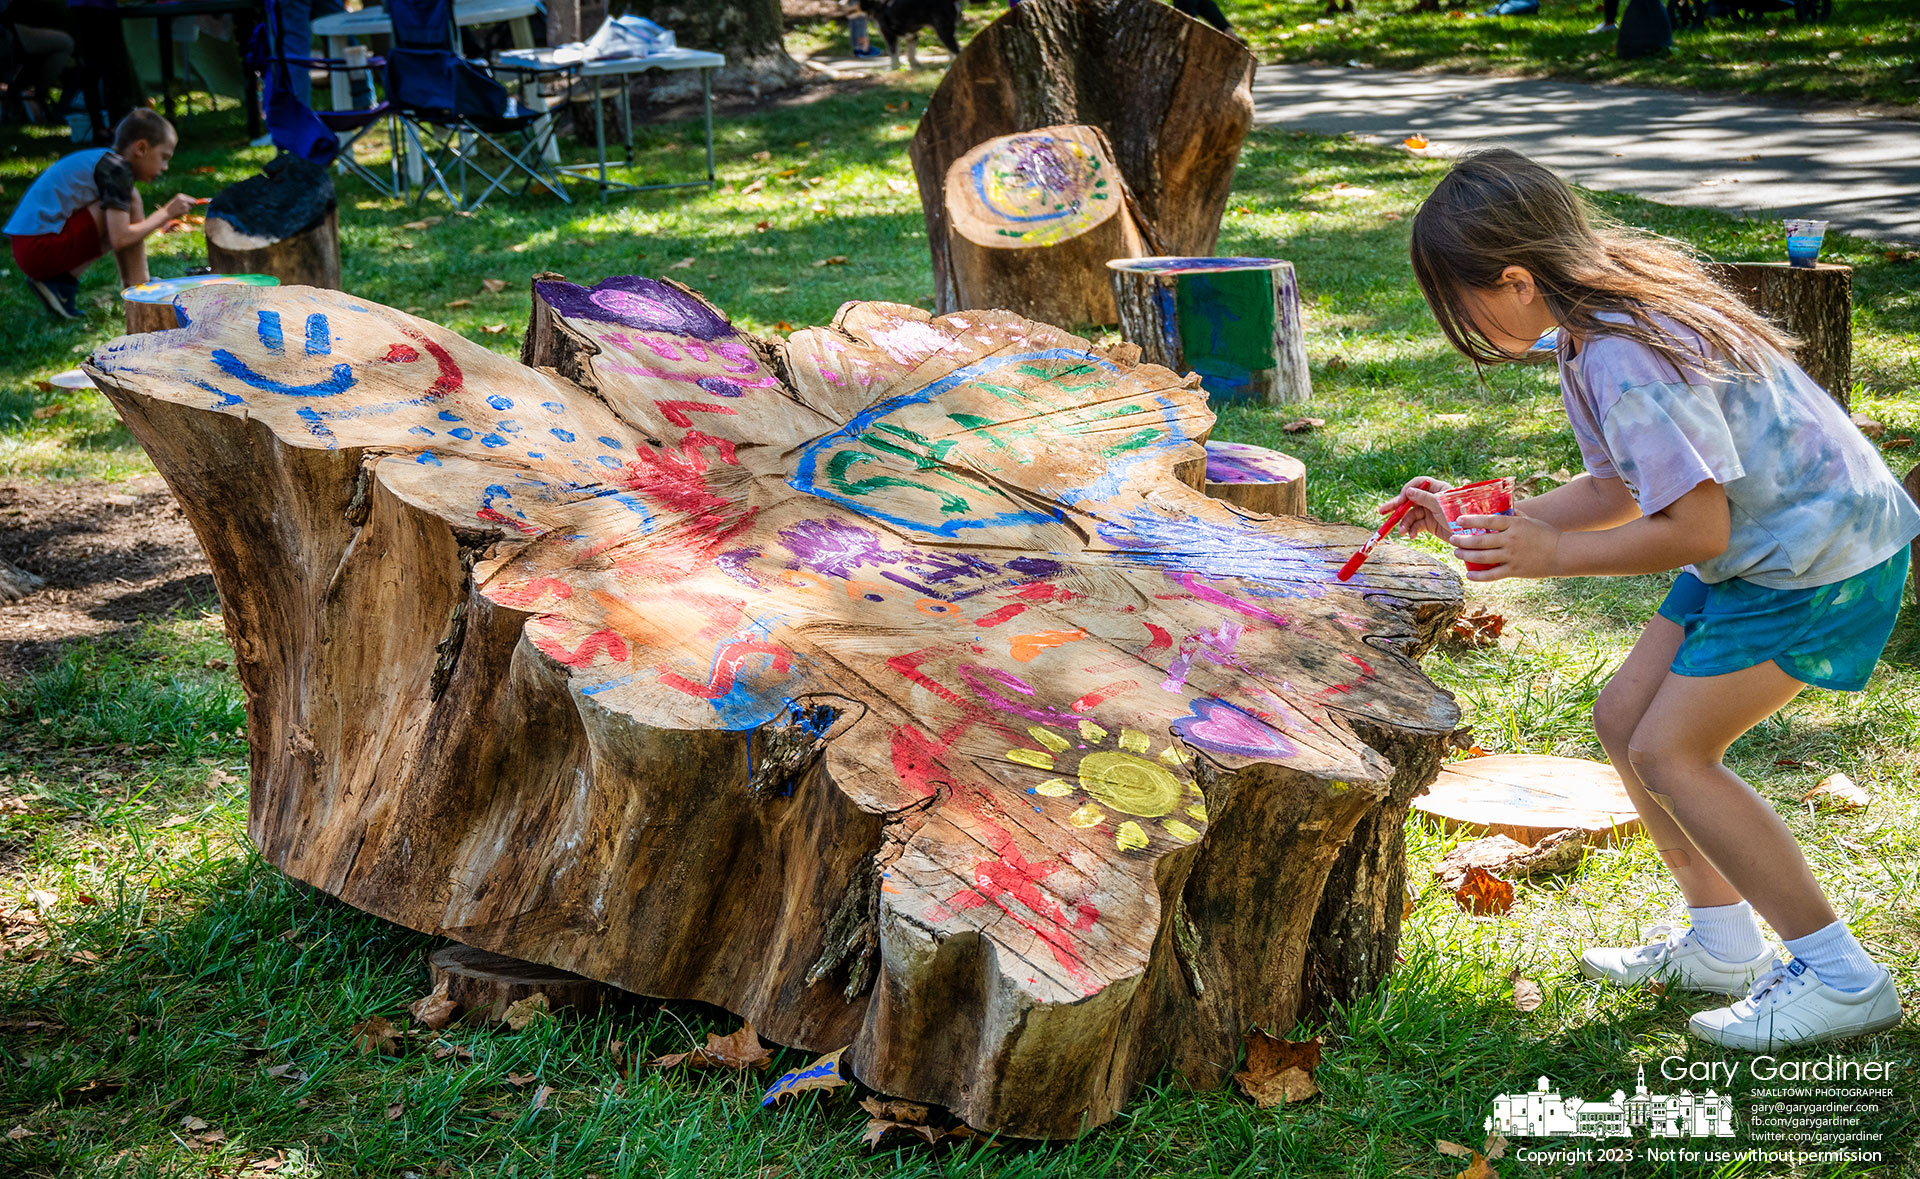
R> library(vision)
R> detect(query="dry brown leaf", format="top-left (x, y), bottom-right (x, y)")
top-left (859, 1097), bottom-right (930, 1124)
top-left (812, 255), bottom-right (849, 268)
top-left (481, 324), bottom-right (509, 335)
top-left (1453, 866), bottom-right (1514, 916)
top-left (886, 178), bottom-right (913, 194)
top-left (760, 1046), bottom-right (849, 1105)
top-left (1457, 1151), bottom-right (1498, 1179)
top-left (667, 257), bottom-right (695, 271)
top-left (751, 150), bottom-right (772, 160)
top-left (410, 980), bottom-right (458, 1031)
top-left (505, 1071), bottom-right (537, 1088)
top-left (386, 1102), bottom-right (404, 1120)
top-left (180, 1115), bottom-right (209, 1131)
top-left (431, 1043), bottom-right (474, 1063)
top-left (6, 1126), bottom-right (31, 1140)
top-left (1436, 1139), bottom-right (1473, 1157)
top-left (402, 216), bottom-right (443, 230)
top-left (446, 298), bottom-right (473, 309)
top-left (1443, 607), bottom-right (1507, 651)
top-left (741, 178), bottom-right (767, 195)
top-left (652, 1022), bottom-right (773, 1070)
top-left (348, 1016), bottom-right (400, 1056)
top-left (1483, 1131), bottom-right (1509, 1160)
top-left (480, 278), bottom-right (508, 294)
top-left (1281, 417), bottom-right (1325, 434)
top-left (531, 1084), bottom-right (553, 1111)
top-left (263, 1063), bottom-right (306, 1082)
top-left (1802, 773), bottom-right (1868, 812)
top-left (1509, 968), bottom-right (1543, 1013)
top-left (754, 220), bottom-right (772, 232)
top-left (1851, 413), bottom-right (1887, 439)
top-left (1231, 1029), bottom-right (1323, 1108)
top-left (502, 992), bottom-right (550, 1030)
top-left (27, 889), bottom-right (57, 910)
top-left (861, 1118), bottom-right (977, 1150)
top-left (31, 404), bottom-right (66, 419)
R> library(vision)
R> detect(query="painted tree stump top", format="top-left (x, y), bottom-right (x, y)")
top-left (1416, 755), bottom-right (1643, 847)
top-left (123, 272), bottom-right (279, 308)
top-left (85, 277), bottom-right (1462, 1136)
top-left (1204, 441), bottom-right (1303, 487)
top-left (947, 125), bottom-right (1122, 250)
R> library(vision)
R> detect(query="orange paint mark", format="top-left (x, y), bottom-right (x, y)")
top-left (1009, 629), bottom-right (1086, 662)
top-left (916, 599), bottom-right (962, 617)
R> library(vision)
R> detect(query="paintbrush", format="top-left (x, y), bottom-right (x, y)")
top-left (1336, 500), bottom-right (1415, 582)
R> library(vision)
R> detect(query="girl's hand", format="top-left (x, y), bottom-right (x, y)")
top-left (1450, 513), bottom-right (1563, 581)
top-left (1381, 476), bottom-right (1453, 542)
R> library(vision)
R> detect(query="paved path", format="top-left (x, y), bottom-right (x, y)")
top-left (1251, 65), bottom-right (1920, 244)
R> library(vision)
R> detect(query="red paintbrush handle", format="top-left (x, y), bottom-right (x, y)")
top-left (1336, 500), bottom-right (1415, 582)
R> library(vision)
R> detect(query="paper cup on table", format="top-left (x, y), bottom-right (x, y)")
top-left (1785, 218), bottom-right (1828, 268)
top-left (1439, 477), bottom-right (1515, 572)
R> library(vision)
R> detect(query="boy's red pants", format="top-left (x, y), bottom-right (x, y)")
top-left (9, 208), bottom-right (104, 281)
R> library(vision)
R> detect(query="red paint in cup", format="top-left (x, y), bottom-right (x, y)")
top-left (1438, 477), bottom-right (1514, 572)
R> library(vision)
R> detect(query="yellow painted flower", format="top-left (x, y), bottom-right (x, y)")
top-left (1005, 721), bottom-right (1207, 851)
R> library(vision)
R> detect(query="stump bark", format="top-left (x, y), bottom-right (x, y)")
top-left (1712, 261), bottom-right (1852, 408)
top-left (943, 125), bottom-right (1147, 327)
top-left (1202, 441), bottom-right (1306, 517)
top-left (207, 207), bottom-right (343, 292)
top-left (910, 0), bottom-right (1256, 316)
top-left (1110, 258), bottom-right (1313, 405)
top-left (85, 276), bottom-right (1462, 1138)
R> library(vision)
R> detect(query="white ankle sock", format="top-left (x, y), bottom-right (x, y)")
top-left (1782, 920), bottom-right (1883, 993)
top-left (1686, 900), bottom-right (1767, 963)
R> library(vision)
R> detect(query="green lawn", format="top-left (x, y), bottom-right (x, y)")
top-left (1232, 0), bottom-right (1920, 109)
top-left (2, 81), bottom-right (1918, 1177)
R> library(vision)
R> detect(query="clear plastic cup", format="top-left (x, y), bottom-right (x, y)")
top-left (1439, 477), bottom-right (1515, 572)
top-left (1785, 219), bottom-right (1828, 269)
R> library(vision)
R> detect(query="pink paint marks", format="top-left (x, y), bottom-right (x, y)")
top-left (490, 577), bottom-right (576, 607)
top-left (1071, 680), bottom-right (1138, 713)
top-left (654, 400), bottom-right (739, 429)
top-left (1162, 622), bottom-right (1245, 692)
top-left (1174, 573), bottom-right (1292, 629)
top-left (1142, 622), bottom-right (1172, 653)
top-left (476, 507), bottom-right (541, 535)
top-left (1314, 653), bottom-right (1377, 700)
top-left (943, 837), bottom-right (1097, 987)
top-left (1014, 582), bottom-right (1077, 603)
top-left (974, 603), bottom-right (1028, 629)
top-left (531, 627), bottom-right (630, 669)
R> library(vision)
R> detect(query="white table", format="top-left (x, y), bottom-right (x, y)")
top-left (313, 0), bottom-right (558, 170)
top-left (495, 46), bottom-right (722, 200)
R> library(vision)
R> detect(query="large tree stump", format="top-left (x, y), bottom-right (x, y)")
top-left (1712, 261), bottom-right (1852, 408)
top-left (910, 0), bottom-right (1256, 316)
top-left (943, 125), bottom-right (1147, 328)
top-left (206, 156), bottom-right (343, 291)
top-left (85, 277), bottom-right (1462, 1138)
top-left (1110, 257), bottom-right (1313, 405)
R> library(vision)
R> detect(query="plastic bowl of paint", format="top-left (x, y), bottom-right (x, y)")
top-left (1439, 477), bottom-right (1514, 572)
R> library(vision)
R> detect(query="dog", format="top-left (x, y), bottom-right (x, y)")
top-left (847, 0), bottom-right (963, 70)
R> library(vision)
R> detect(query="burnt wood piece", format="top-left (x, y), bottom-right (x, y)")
top-left (85, 277), bottom-right (1462, 1138)
top-left (206, 156), bottom-right (342, 290)
top-left (909, 0), bottom-right (1256, 315)
top-left (1713, 261), bottom-right (1852, 408)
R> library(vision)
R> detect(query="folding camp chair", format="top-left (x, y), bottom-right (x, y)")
top-left (384, 0), bottom-right (568, 211)
top-left (250, 0), bottom-right (402, 198)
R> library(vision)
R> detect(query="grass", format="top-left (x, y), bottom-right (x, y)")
top-left (3, 77), bottom-right (1920, 1177)
top-left (1230, 0), bottom-right (1920, 109)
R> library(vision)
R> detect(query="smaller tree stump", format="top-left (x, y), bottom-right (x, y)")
top-left (1202, 441), bottom-right (1306, 516)
top-left (943, 125), bottom-right (1147, 328)
top-left (1109, 257), bottom-right (1312, 406)
top-left (428, 944), bottom-right (613, 1024)
top-left (1414, 755), bottom-right (1642, 847)
top-left (205, 155), bottom-right (342, 290)
top-left (121, 274), bottom-right (281, 334)
top-left (1712, 261), bottom-right (1852, 408)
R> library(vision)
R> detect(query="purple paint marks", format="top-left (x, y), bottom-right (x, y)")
top-left (1204, 440), bottom-right (1298, 486)
top-left (533, 276), bottom-right (734, 340)
top-left (715, 549), bottom-right (765, 588)
top-left (1106, 257), bottom-right (1284, 275)
top-left (779, 518), bottom-right (896, 579)
top-left (1161, 622), bottom-right (1244, 692)
top-left (958, 663), bottom-right (1083, 725)
top-left (1098, 508), bottom-right (1326, 596)
top-left (1172, 698), bottom-right (1297, 759)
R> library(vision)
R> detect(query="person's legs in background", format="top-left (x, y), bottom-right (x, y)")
top-left (1591, 0), bottom-right (1620, 31)
top-left (10, 25), bottom-right (75, 118)
top-left (1170, 0), bottom-right (1232, 34)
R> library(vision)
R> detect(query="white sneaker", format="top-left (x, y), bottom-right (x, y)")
top-left (1689, 959), bottom-right (1904, 1050)
top-left (1587, 21), bottom-right (1617, 32)
top-left (1578, 924), bottom-right (1777, 995)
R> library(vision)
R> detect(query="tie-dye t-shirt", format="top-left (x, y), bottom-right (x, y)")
top-left (1557, 312), bottom-right (1920, 589)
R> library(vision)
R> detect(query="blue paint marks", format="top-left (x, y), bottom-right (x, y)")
top-left (439, 410), bottom-right (462, 422)
top-left (305, 314), bottom-right (330, 356)
top-left (416, 452), bottom-right (443, 466)
top-left (488, 395), bottom-right (513, 411)
top-left (551, 428), bottom-right (575, 442)
top-left (541, 401), bottom-right (565, 414)
top-left (597, 436), bottom-right (622, 449)
top-left (527, 450), bottom-right (546, 459)
top-left (762, 1053), bottom-right (844, 1107)
top-left (494, 419), bottom-right (521, 435)
top-left (188, 378), bottom-right (244, 408)
top-left (1058, 395), bottom-right (1186, 505)
top-left (211, 349), bottom-right (357, 398)
top-left (295, 407), bottom-right (338, 448)
top-left (1097, 506), bottom-right (1325, 595)
top-left (257, 310), bottom-right (284, 353)
top-left (409, 425), bottom-right (435, 436)
top-left (598, 455), bottom-right (623, 469)
top-left (481, 434), bottom-right (507, 448)
top-left (450, 427), bottom-right (474, 440)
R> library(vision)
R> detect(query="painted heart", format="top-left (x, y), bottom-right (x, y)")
top-left (1172, 697), bottom-right (1296, 759)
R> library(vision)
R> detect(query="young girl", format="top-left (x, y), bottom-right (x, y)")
top-left (1389, 148), bottom-right (1916, 1050)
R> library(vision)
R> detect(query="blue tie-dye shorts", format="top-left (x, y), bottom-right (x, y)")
top-left (1657, 546), bottom-right (1911, 692)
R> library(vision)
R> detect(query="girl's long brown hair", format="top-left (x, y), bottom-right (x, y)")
top-left (1409, 147), bottom-right (1795, 378)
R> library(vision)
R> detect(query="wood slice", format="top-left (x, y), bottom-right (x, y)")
top-left (1203, 441), bottom-right (1305, 516)
top-left (1711, 261), bottom-right (1852, 408)
top-left (429, 943), bottom-right (611, 1022)
top-left (121, 273), bottom-right (282, 334)
top-left (910, 0), bottom-right (1256, 316)
top-left (208, 207), bottom-right (343, 291)
top-left (1110, 257), bottom-right (1312, 405)
top-left (85, 276), bottom-right (1464, 1138)
top-left (943, 125), bottom-right (1145, 327)
top-left (1415, 755), bottom-right (1643, 847)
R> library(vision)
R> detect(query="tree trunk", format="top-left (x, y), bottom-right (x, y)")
top-left (205, 156), bottom-right (341, 291)
top-left (617, 0), bottom-right (801, 96)
top-left (1202, 442), bottom-right (1306, 517)
top-left (207, 207), bottom-right (343, 292)
top-left (86, 276), bottom-right (1462, 1139)
top-left (1111, 258), bottom-right (1313, 405)
top-left (1712, 261), bottom-right (1852, 408)
top-left (943, 125), bottom-right (1147, 328)
top-left (910, 0), bottom-right (1256, 315)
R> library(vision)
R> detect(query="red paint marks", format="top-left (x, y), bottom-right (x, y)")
top-left (379, 342), bottom-right (419, 364)
top-left (886, 648), bottom-right (976, 712)
top-left (944, 837), bottom-right (1098, 984)
top-left (1014, 582), bottom-right (1076, 603)
top-left (657, 639), bottom-right (790, 700)
top-left (1142, 622), bottom-right (1172, 653)
top-left (398, 328), bottom-right (463, 398)
top-left (1175, 573), bottom-right (1292, 629)
top-left (1071, 680), bottom-right (1138, 713)
top-left (890, 725), bottom-right (955, 800)
top-left (1313, 653), bottom-right (1377, 700)
top-left (654, 400), bottom-right (739, 429)
top-left (476, 507), bottom-right (540, 534)
top-left (974, 603), bottom-right (1028, 629)
top-left (531, 628), bottom-right (629, 668)
top-left (490, 577), bottom-right (576, 607)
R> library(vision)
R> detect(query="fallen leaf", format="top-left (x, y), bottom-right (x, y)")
top-left (812, 255), bottom-right (849, 268)
top-left (398, 242), bottom-right (416, 250)
top-left (754, 220), bottom-right (772, 232)
top-left (402, 216), bottom-right (443, 230)
top-left (1457, 1151), bottom-right (1498, 1179)
top-left (59, 1078), bottom-right (124, 1105)
top-left (1453, 866), bottom-right (1514, 916)
top-left (481, 278), bottom-right (508, 294)
top-left (431, 1043), bottom-right (474, 1063)
top-left (481, 324), bottom-right (509, 335)
top-left (860, 1097), bottom-right (930, 1124)
top-left (530, 1084), bottom-right (553, 1111)
top-left (31, 404), bottom-right (66, 419)
top-left (264, 1063), bottom-right (307, 1082)
top-left (446, 298), bottom-right (473, 309)
top-left (6, 1126), bottom-right (31, 1140)
top-left (196, 1128), bottom-right (227, 1146)
top-left (667, 257), bottom-right (695, 271)
top-left (1384, 211), bottom-right (1404, 221)
top-left (1232, 1029), bottom-right (1323, 1108)
top-left (1887, 437), bottom-right (1914, 448)
top-left (760, 1046), bottom-right (848, 1106)
top-left (410, 979), bottom-right (458, 1031)
top-left (348, 1016), bottom-right (400, 1056)
top-left (1404, 134), bottom-right (1429, 149)
top-left (180, 1115), bottom-right (209, 1131)
top-left (27, 889), bottom-right (56, 910)
top-left (505, 1072), bottom-right (537, 1088)
top-left (653, 1022), bottom-right (773, 1070)
top-left (886, 178), bottom-right (913, 194)
top-left (1322, 182), bottom-right (1378, 199)
top-left (386, 1101), bottom-right (404, 1120)
top-left (862, 1118), bottom-right (977, 1150)
top-left (1510, 968), bottom-right (1544, 1013)
top-left (1852, 413), bottom-right (1886, 439)
top-left (1443, 607), bottom-right (1507, 651)
top-left (1483, 1131), bottom-right (1509, 1160)
top-left (1802, 773), bottom-right (1868, 812)
top-left (1436, 1140), bottom-right (1473, 1157)
top-left (1282, 417), bottom-right (1325, 434)
top-left (741, 178), bottom-right (766, 195)
top-left (500, 992), bottom-right (550, 1031)
top-left (751, 150), bottom-right (771, 160)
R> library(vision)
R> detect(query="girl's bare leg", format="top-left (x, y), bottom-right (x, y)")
top-left (1592, 615), bottom-right (1742, 907)
top-left (1626, 660), bottom-right (1836, 941)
